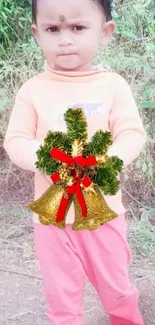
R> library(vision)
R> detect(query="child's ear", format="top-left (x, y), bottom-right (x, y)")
top-left (100, 21), bottom-right (115, 46)
top-left (31, 24), bottom-right (40, 45)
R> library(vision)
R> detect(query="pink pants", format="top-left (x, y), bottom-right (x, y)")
top-left (34, 215), bottom-right (144, 325)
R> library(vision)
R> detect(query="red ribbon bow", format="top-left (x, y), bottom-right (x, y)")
top-left (50, 148), bottom-right (97, 222)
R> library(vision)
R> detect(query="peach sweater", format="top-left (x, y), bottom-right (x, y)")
top-left (4, 63), bottom-right (146, 224)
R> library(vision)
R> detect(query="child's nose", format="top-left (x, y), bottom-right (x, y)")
top-left (59, 31), bottom-right (73, 47)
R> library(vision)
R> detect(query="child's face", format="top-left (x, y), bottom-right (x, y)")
top-left (32, 0), bottom-right (115, 71)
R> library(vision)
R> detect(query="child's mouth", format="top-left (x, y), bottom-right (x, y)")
top-left (58, 53), bottom-right (77, 56)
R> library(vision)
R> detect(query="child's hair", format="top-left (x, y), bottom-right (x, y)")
top-left (32, 0), bottom-right (113, 23)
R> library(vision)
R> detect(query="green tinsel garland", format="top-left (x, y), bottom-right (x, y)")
top-left (35, 108), bottom-right (123, 196)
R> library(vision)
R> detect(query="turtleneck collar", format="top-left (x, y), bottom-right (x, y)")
top-left (44, 61), bottom-right (109, 83)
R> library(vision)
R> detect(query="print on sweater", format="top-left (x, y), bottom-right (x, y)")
top-left (58, 101), bottom-right (106, 122)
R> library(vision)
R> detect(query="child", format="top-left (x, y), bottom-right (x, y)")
top-left (4, 0), bottom-right (146, 324)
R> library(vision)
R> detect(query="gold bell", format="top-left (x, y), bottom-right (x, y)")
top-left (72, 185), bottom-right (117, 231)
top-left (28, 184), bottom-right (72, 230)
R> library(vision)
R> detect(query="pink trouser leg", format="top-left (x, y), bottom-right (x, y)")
top-left (34, 215), bottom-right (144, 325)
top-left (34, 224), bottom-right (86, 325)
top-left (72, 215), bottom-right (144, 325)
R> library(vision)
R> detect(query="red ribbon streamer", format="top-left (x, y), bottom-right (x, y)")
top-left (50, 147), bottom-right (97, 222)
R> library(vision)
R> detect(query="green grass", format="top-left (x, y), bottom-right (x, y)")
top-left (129, 221), bottom-right (155, 262)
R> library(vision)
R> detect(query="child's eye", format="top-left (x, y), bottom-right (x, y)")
top-left (47, 26), bottom-right (59, 33)
top-left (73, 26), bottom-right (85, 31)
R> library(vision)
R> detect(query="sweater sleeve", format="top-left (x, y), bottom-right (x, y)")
top-left (3, 83), bottom-right (41, 172)
top-left (108, 75), bottom-right (147, 167)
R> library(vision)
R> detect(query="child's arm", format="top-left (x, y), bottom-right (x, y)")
top-left (3, 83), bottom-right (40, 172)
top-left (108, 75), bottom-right (147, 166)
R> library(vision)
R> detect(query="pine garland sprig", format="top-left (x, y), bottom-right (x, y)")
top-left (98, 178), bottom-right (120, 196)
top-left (65, 108), bottom-right (88, 143)
top-left (84, 130), bottom-right (113, 156)
top-left (103, 156), bottom-right (123, 173)
top-left (93, 165), bottom-right (120, 195)
top-left (92, 156), bottom-right (123, 195)
top-left (44, 131), bottom-right (71, 152)
top-left (35, 131), bottom-right (71, 175)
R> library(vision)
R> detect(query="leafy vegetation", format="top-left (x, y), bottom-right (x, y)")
top-left (0, 0), bottom-right (31, 51)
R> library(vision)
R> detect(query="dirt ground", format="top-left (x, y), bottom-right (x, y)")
top-left (0, 204), bottom-right (155, 325)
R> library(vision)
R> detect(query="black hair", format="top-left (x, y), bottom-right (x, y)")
top-left (97, 0), bottom-right (113, 21)
top-left (32, 0), bottom-right (113, 23)
top-left (32, 0), bottom-right (37, 23)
